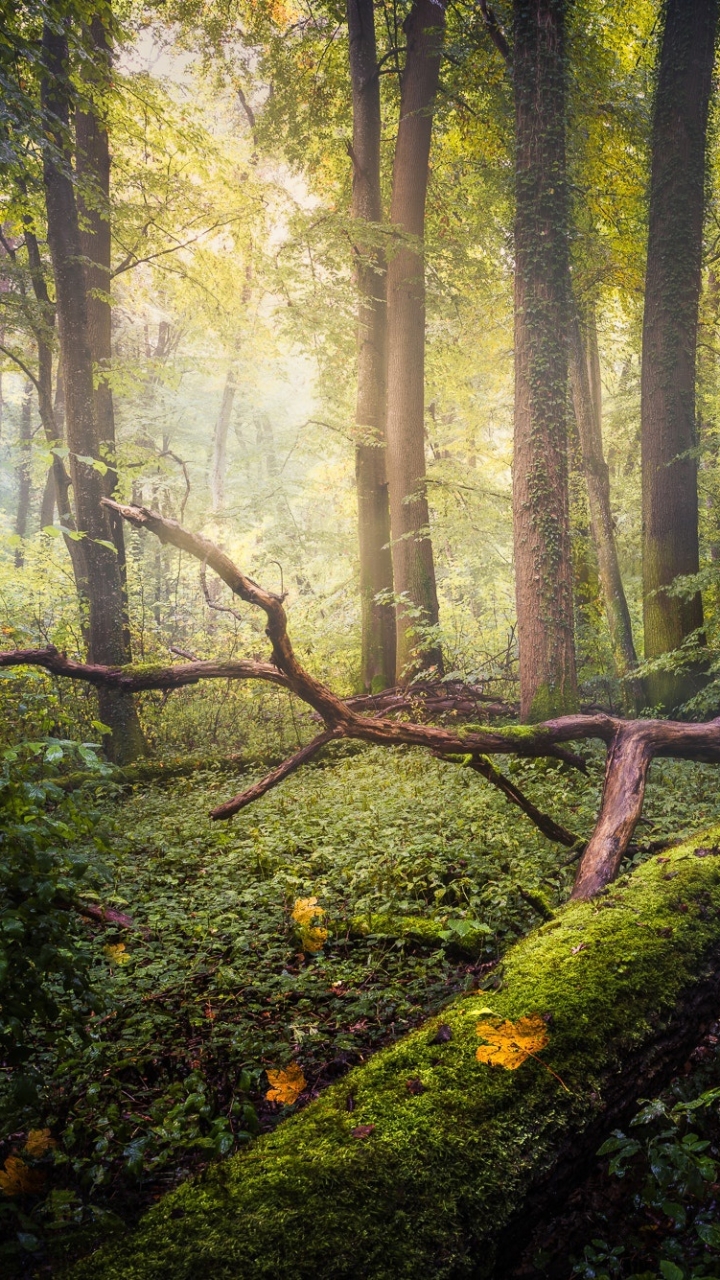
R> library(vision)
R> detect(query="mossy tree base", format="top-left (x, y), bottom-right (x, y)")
top-left (74, 827), bottom-right (720, 1280)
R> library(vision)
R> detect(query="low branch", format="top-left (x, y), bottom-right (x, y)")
top-left (9, 501), bottom-right (720, 899)
top-left (0, 646), bottom-right (290, 692)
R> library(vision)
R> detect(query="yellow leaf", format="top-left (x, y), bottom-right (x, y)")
top-left (475, 1014), bottom-right (549, 1071)
top-left (291, 897), bottom-right (323, 928)
top-left (104, 943), bottom-right (129, 965)
top-left (265, 1063), bottom-right (306, 1105)
top-left (291, 898), bottom-right (328, 952)
top-left (302, 925), bottom-right (328, 953)
top-left (0, 1156), bottom-right (46, 1196)
top-left (23, 1128), bottom-right (55, 1158)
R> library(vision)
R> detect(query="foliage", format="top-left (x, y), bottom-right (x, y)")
top-left (0, 738), bottom-right (110, 1079)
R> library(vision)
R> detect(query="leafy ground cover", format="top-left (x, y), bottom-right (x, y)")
top-left (3, 742), bottom-right (720, 1273)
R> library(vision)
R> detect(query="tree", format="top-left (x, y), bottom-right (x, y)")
top-left (641, 0), bottom-right (719, 711)
top-left (41, 16), bottom-right (144, 763)
top-left (385, 0), bottom-right (445, 681)
top-left (348, 0), bottom-right (396, 693)
top-left (568, 298), bottom-right (642, 711)
top-left (512, 0), bottom-right (578, 721)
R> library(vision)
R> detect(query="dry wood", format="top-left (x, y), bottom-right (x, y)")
top-left (5, 500), bottom-right (720, 899)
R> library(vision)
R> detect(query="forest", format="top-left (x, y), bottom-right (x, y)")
top-left (5, 0), bottom-right (720, 1275)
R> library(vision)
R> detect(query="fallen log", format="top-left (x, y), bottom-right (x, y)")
top-left (73, 826), bottom-right (720, 1280)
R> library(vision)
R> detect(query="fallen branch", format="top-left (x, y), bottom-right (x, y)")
top-left (210, 730), bottom-right (342, 819)
top-left (5, 500), bottom-right (720, 900)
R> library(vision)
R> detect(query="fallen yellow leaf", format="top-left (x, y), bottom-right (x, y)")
top-left (0, 1156), bottom-right (46, 1196)
top-left (476, 1014), bottom-right (549, 1071)
top-left (291, 898), bottom-right (327, 952)
top-left (104, 943), bottom-right (129, 965)
top-left (265, 1063), bottom-right (306, 1105)
top-left (291, 897), bottom-right (323, 928)
top-left (23, 1128), bottom-right (55, 1158)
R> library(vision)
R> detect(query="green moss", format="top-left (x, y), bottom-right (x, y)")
top-left (72, 828), bottom-right (720, 1280)
top-left (527, 680), bottom-right (578, 723)
top-left (348, 914), bottom-right (489, 959)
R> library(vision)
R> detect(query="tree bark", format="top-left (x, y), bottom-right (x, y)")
top-left (641, 0), bottom-right (719, 711)
top-left (14, 382), bottom-right (33, 567)
top-left (568, 301), bottom-right (642, 712)
top-left (41, 18), bottom-right (144, 764)
top-left (348, 0), bottom-right (396, 694)
top-left (512, 0), bottom-right (577, 722)
top-left (385, 0), bottom-right (444, 682)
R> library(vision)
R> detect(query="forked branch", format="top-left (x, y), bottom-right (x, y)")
top-left (5, 500), bottom-right (720, 900)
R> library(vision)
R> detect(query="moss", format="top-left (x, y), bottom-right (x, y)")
top-left (348, 914), bottom-right (489, 959)
top-left (527, 680), bottom-right (578, 723)
top-left (72, 828), bottom-right (720, 1280)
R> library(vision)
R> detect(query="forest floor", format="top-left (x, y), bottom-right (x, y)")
top-left (4, 742), bottom-right (720, 1275)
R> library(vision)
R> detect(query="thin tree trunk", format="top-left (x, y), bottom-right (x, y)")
top-left (569, 301), bottom-right (642, 712)
top-left (385, 0), bottom-right (444, 682)
top-left (210, 364), bottom-right (237, 512)
top-left (14, 383), bottom-right (33, 567)
top-left (41, 18), bottom-right (143, 764)
top-left (512, 0), bottom-right (577, 722)
top-left (348, 0), bottom-right (396, 694)
top-left (641, 0), bottom-right (719, 711)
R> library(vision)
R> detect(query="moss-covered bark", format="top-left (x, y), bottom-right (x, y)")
top-left (72, 826), bottom-right (720, 1280)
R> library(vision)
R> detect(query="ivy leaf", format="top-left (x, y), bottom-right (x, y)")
top-left (0, 1156), bottom-right (45, 1196)
top-left (476, 1014), bottom-right (549, 1071)
top-left (104, 943), bottom-right (130, 966)
top-left (265, 1064), bottom-right (306, 1105)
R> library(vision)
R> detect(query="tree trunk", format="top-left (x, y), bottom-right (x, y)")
top-left (568, 302), bottom-right (642, 712)
top-left (76, 12), bottom-right (135, 660)
top-left (73, 831), bottom-right (720, 1280)
top-left (512, 0), bottom-right (577, 722)
top-left (385, 0), bottom-right (444, 682)
top-left (14, 382), bottom-right (33, 567)
top-left (348, 0), bottom-right (396, 694)
top-left (210, 364), bottom-right (237, 512)
top-left (41, 18), bottom-right (144, 764)
top-left (641, 0), bottom-right (719, 711)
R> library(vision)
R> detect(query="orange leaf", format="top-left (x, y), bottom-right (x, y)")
top-left (23, 1128), bottom-right (55, 1158)
top-left (475, 1014), bottom-right (549, 1071)
top-left (0, 1156), bottom-right (46, 1197)
top-left (265, 1063), bottom-right (306, 1105)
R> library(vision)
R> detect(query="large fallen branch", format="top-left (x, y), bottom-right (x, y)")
top-left (71, 829), bottom-right (720, 1280)
top-left (4, 498), bottom-right (720, 899)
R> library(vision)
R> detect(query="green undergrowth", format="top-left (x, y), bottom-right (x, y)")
top-left (3, 743), bottom-right (720, 1273)
top-left (70, 825), bottom-right (720, 1280)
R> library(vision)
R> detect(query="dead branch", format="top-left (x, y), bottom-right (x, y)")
top-left (6, 501), bottom-right (720, 900)
top-left (0, 646), bottom-right (289, 692)
top-left (210, 730), bottom-right (342, 819)
top-left (465, 755), bottom-right (579, 848)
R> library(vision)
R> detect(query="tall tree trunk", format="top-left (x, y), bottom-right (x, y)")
top-left (385, 0), bottom-right (444, 682)
top-left (348, 0), bottom-right (396, 694)
top-left (512, 0), bottom-right (577, 722)
top-left (41, 18), bottom-right (144, 764)
top-left (76, 12), bottom-right (135, 661)
top-left (641, 0), bottom-right (719, 711)
top-left (569, 301), bottom-right (642, 711)
top-left (14, 383), bottom-right (33, 567)
top-left (210, 364), bottom-right (237, 512)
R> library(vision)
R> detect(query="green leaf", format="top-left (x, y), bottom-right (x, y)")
top-left (659, 1262), bottom-right (684, 1280)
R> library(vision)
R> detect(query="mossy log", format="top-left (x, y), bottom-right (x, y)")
top-left (74, 827), bottom-right (720, 1280)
